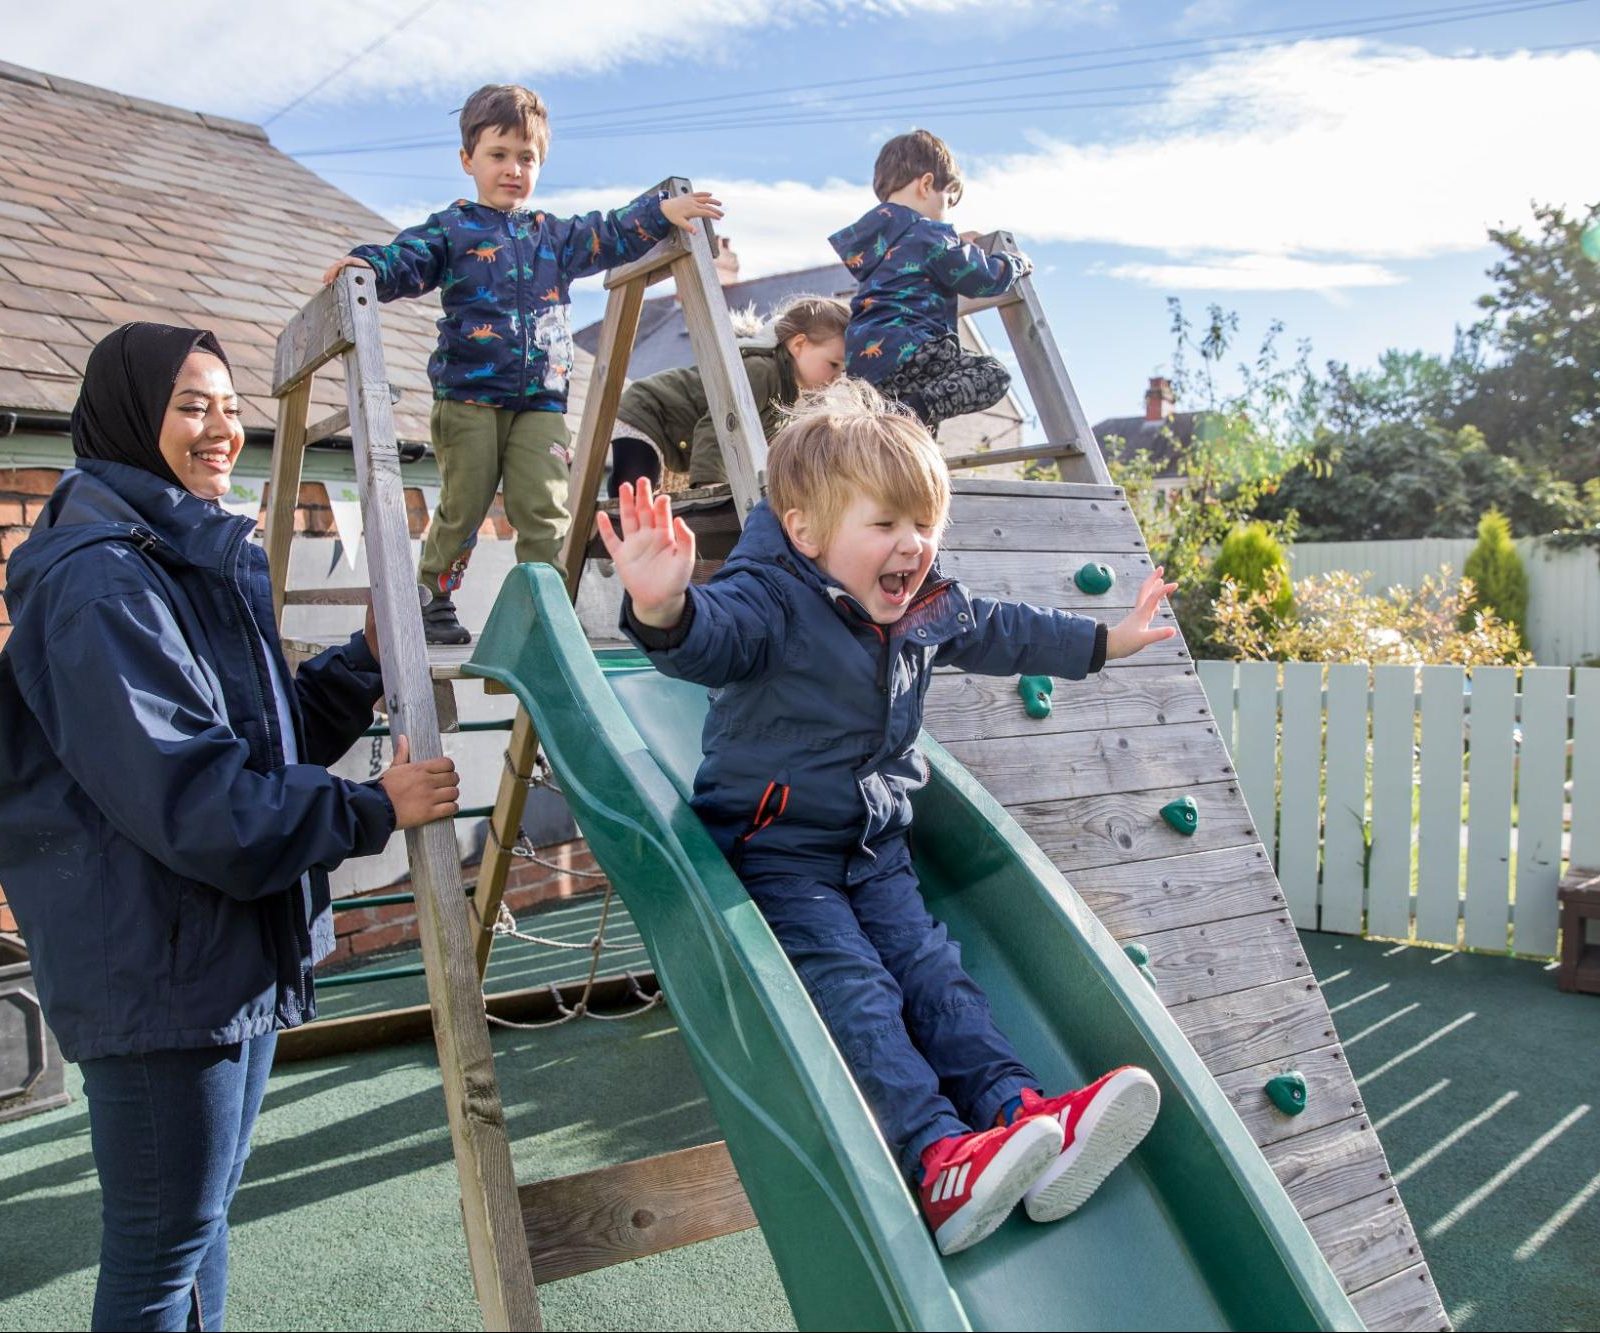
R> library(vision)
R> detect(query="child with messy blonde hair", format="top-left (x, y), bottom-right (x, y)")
top-left (601, 382), bottom-right (1177, 1256)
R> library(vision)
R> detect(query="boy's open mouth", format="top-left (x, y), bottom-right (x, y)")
top-left (878, 570), bottom-right (915, 603)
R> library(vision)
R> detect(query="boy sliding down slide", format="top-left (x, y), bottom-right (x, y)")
top-left (599, 381), bottom-right (1175, 1255)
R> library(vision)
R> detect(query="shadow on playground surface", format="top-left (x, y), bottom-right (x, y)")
top-left (1, 899), bottom-right (1595, 1332)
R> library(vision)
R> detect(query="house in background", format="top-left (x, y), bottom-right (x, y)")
top-left (0, 60), bottom-right (596, 956)
top-left (575, 236), bottom-right (1027, 471)
top-left (1092, 375), bottom-right (1201, 495)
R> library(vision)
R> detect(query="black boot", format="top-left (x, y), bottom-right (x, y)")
top-left (419, 584), bottom-right (471, 646)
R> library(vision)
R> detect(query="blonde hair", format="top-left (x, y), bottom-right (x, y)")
top-left (768, 379), bottom-right (951, 548)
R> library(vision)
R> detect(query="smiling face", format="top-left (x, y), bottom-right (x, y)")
top-left (462, 125), bottom-right (541, 210)
top-left (157, 351), bottom-right (244, 500)
top-left (786, 493), bottom-right (939, 624)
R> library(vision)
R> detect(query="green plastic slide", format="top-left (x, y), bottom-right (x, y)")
top-left (467, 565), bottom-right (1361, 1332)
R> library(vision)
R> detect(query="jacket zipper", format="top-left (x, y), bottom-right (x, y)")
top-left (508, 213), bottom-right (527, 401)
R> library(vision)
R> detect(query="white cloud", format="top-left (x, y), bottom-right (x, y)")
top-left (6, 0), bottom-right (1075, 116)
top-left (1098, 254), bottom-right (1403, 292)
top-left (519, 39), bottom-right (1600, 293)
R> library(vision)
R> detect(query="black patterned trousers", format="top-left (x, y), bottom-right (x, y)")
top-left (877, 334), bottom-right (1011, 430)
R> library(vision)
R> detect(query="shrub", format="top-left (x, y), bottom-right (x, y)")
top-left (1210, 568), bottom-right (1530, 665)
top-left (1460, 509), bottom-right (1529, 650)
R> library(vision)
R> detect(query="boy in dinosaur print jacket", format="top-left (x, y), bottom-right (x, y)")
top-left (829, 128), bottom-right (1030, 434)
top-left (324, 83), bottom-right (721, 643)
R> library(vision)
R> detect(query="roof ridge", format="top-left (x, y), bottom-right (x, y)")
top-left (0, 59), bottom-right (267, 142)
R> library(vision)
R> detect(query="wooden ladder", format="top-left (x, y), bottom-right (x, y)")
top-left (264, 180), bottom-right (770, 1331)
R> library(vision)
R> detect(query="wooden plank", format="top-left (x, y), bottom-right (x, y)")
top-left (950, 477), bottom-right (1123, 503)
top-left (1012, 778), bottom-right (1257, 874)
top-left (1514, 666), bottom-right (1569, 956)
top-left (1195, 660), bottom-right (1235, 762)
top-left (1171, 974), bottom-right (1337, 1077)
top-left (1263, 1115), bottom-right (1392, 1220)
top-left (1348, 1262), bottom-right (1450, 1333)
top-left (671, 208), bottom-right (768, 519)
top-left (284, 587), bottom-right (370, 607)
top-left (1572, 670), bottom-right (1600, 872)
top-left (1415, 666), bottom-right (1465, 948)
top-left (956, 288), bottom-right (1020, 317)
top-left (1062, 843), bottom-right (1280, 938)
top-left (272, 278), bottom-right (350, 394)
top-left (1463, 667), bottom-right (1516, 952)
top-left (1233, 661), bottom-right (1280, 876)
top-left (943, 441), bottom-right (1082, 472)
top-left (1137, 908), bottom-right (1308, 1006)
top-left (1368, 666), bottom-right (1417, 941)
top-left (335, 267), bottom-right (541, 1331)
top-left (943, 719), bottom-right (1232, 806)
top-left (1322, 664), bottom-right (1371, 936)
top-left (562, 276), bottom-right (647, 601)
top-left (602, 228), bottom-right (688, 290)
top-left (1276, 662), bottom-right (1324, 930)
top-left (940, 494), bottom-right (1144, 553)
top-left (936, 547), bottom-right (1154, 608)
top-left (281, 636), bottom-right (474, 681)
top-left (1305, 1189), bottom-right (1422, 1296)
top-left (276, 972), bottom-right (661, 1063)
top-left (520, 1141), bottom-right (757, 1285)
top-left (304, 383), bottom-right (401, 447)
top-left (1213, 1042), bottom-right (1365, 1146)
top-left (474, 709), bottom-right (540, 977)
top-left (923, 663), bottom-right (1210, 742)
top-left (266, 377), bottom-right (312, 624)
top-left (986, 230), bottom-right (1112, 485)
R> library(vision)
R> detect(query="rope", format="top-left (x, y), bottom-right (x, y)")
top-left (484, 972), bottom-right (663, 1030)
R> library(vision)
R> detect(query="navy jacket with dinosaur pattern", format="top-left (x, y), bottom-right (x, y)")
top-left (828, 201), bottom-right (1031, 383)
top-left (351, 192), bottom-right (671, 411)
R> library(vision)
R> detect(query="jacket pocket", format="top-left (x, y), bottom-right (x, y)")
top-left (731, 773), bottom-right (791, 867)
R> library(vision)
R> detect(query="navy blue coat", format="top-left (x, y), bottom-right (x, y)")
top-left (623, 502), bottom-right (1100, 883)
top-left (828, 202), bottom-right (1031, 383)
top-left (351, 192), bottom-right (671, 411)
top-left (0, 459), bottom-right (394, 1061)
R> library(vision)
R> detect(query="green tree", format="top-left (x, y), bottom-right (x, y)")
top-left (1460, 509), bottom-right (1529, 650)
top-left (1459, 202), bottom-right (1600, 489)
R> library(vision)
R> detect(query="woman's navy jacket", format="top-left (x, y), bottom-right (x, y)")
top-left (622, 501), bottom-right (1100, 886)
top-left (0, 459), bottom-right (394, 1061)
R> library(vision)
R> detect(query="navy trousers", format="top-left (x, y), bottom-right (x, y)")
top-left (78, 1032), bottom-right (277, 1331)
top-left (742, 844), bottom-right (1037, 1178)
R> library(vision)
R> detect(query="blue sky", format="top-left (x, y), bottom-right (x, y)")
top-left (13, 0), bottom-right (1600, 424)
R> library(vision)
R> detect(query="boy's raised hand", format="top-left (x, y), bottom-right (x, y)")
top-left (321, 256), bottom-right (373, 287)
top-left (1106, 566), bottom-right (1179, 660)
top-left (660, 191), bottom-right (725, 232)
top-left (597, 479), bottom-right (697, 629)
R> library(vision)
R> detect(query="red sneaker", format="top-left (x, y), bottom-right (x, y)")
top-left (1018, 1066), bottom-right (1160, 1223)
top-left (919, 1115), bottom-right (1065, 1255)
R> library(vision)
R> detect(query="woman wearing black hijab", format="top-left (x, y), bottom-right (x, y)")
top-left (0, 324), bottom-right (460, 1330)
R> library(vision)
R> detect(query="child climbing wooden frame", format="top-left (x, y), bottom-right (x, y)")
top-left (262, 183), bottom-right (774, 1331)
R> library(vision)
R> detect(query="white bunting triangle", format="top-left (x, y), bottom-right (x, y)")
top-left (327, 497), bottom-right (365, 571)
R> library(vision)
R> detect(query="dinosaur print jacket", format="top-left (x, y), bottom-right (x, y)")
top-left (350, 192), bottom-right (671, 411)
top-left (828, 201), bottom-right (1031, 383)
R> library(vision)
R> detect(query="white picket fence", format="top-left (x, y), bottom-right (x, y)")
top-left (1196, 661), bottom-right (1600, 957)
top-left (1290, 537), bottom-right (1600, 666)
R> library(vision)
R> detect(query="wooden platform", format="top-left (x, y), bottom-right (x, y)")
top-left (921, 478), bottom-right (1449, 1332)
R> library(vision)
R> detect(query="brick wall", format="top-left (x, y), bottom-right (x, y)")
top-left (0, 464), bottom-right (535, 944)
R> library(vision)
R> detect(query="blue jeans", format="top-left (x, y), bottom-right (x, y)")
top-left (742, 846), bottom-right (1036, 1178)
top-left (78, 1033), bottom-right (277, 1331)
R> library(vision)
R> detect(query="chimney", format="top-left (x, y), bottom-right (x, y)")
top-left (1145, 376), bottom-right (1174, 422)
top-left (714, 236), bottom-right (741, 287)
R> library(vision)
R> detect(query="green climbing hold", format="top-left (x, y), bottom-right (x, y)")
top-left (1122, 942), bottom-right (1159, 992)
top-left (1018, 674), bottom-right (1054, 719)
top-left (1160, 796), bottom-right (1200, 836)
top-left (1074, 561), bottom-right (1116, 595)
top-left (1266, 1071), bottom-right (1308, 1116)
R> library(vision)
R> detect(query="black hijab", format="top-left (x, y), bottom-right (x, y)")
top-left (70, 322), bottom-right (232, 487)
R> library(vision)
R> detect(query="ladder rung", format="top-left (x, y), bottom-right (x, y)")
top-left (943, 441), bottom-right (1085, 473)
top-left (602, 231), bottom-right (687, 290)
top-left (304, 384), bottom-right (404, 446)
top-left (283, 588), bottom-right (371, 606)
top-left (957, 290), bottom-right (1020, 317)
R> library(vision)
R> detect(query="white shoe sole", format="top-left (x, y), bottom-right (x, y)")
top-left (1023, 1067), bottom-right (1160, 1223)
top-left (933, 1117), bottom-right (1065, 1256)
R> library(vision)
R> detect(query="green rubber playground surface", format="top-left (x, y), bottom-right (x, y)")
top-left (2, 900), bottom-right (1596, 1332)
